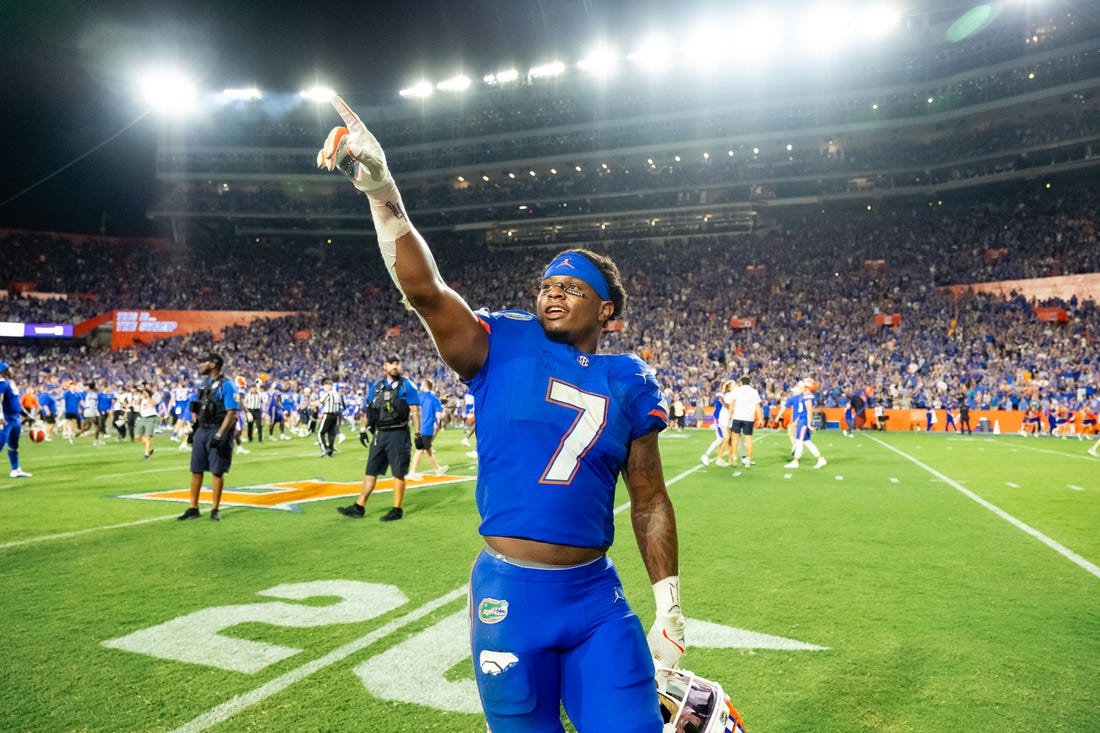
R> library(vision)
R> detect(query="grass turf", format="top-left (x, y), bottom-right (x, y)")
top-left (1, 426), bottom-right (1097, 732)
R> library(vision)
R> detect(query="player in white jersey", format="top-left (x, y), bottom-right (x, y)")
top-left (727, 375), bottom-right (763, 468)
top-left (700, 380), bottom-right (735, 466)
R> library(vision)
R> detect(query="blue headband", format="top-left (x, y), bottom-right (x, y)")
top-left (541, 253), bottom-right (611, 301)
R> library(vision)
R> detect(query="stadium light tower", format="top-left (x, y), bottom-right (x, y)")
top-left (437, 74), bottom-right (471, 92)
top-left (136, 67), bottom-right (200, 116)
top-left (627, 33), bottom-right (675, 74)
top-left (528, 61), bottom-right (566, 81)
top-left (577, 44), bottom-right (620, 77)
top-left (399, 81), bottom-right (434, 98)
top-left (484, 68), bottom-right (520, 85)
top-left (221, 87), bottom-right (262, 102)
top-left (299, 86), bottom-right (336, 103)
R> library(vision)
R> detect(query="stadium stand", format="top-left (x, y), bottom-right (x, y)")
top-left (2, 2), bottom-right (1099, 425)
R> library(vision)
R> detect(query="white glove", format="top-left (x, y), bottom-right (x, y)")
top-left (316, 94), bottom-right (412, 245)
top-left (647, 576), bottom-right (686, 668)
top-left (316, 95), bottom-right (391, 194)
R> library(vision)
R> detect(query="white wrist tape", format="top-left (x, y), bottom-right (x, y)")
top-left (367, 180), bottom-right (413, 244)
top-left (652, 575), bottom-right (682, 617)
top-left (367, 180), bottom-right (426, 325)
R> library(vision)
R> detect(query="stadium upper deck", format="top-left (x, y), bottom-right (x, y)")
top-left (148, 3), bottom-right (1100, 248)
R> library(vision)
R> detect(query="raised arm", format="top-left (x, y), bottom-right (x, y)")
top-left (318, 95), bottom-right (487, 381)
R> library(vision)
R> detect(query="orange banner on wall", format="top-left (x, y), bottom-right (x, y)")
top-left (111, 310), bottom-right (298, 350)
top-left (941, 273), bottom-right (1100, 302)
top-left (1033, 306), bottom-right (1068, 323)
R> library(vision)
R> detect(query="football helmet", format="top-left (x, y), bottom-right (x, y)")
top-left (656, 666), bottom-right (746, 733)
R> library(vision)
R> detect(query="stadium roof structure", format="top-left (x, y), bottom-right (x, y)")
top-left (147, 2), bottom-right (1100, 249)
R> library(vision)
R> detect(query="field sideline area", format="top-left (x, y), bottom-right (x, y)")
top-left (2, 426), bottom-right (1097, 732)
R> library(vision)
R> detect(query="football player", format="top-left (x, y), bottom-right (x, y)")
top-left (0, 362), bottom-right (32, 478)
top-left (784, 379), bottom-right (827, 469)
top-left (319, 96), bottom-right (683, 733)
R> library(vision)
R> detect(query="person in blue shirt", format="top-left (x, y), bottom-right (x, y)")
top-left (0, 362), bottom-right (32, 478)
top-left (338, 354), bottom-right (421, 522)
top-left (944, 399), bottom-right (959, 432)
top-left (95, 385), bottom-right (114, 446)
top-left (266, 383), bottom-right (291, 441)
top-left (405, 377), bottom-right (447, 481)
top-left (36, 386), bottom-right (58, 439)
top-left (178, 353), bottom-right (239, 522)
top-left (61, 381), bottom-right (84, 444)
top-left (319, 97), bottom-right (682, 733)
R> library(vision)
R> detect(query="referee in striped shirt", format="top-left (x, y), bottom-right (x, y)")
top-left (319, 377), bottom-right (344, 457)
top-left (242, 380), bottom-right (265, 443)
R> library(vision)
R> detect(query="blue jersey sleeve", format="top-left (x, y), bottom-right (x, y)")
top-left (221, 380), bottom-right (239, 411)
top-left (1, 381), bottom-right (20, 421)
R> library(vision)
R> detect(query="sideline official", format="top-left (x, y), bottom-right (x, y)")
top-left (243, 380), bottom-right (265, 444)
top-left (338, 354), bottom-right (420, 522)
top-left (178, 353), bottom-right (239, 522)
top-left (318, 377), bottom-right (344, 457)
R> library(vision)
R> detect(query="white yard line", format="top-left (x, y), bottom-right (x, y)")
top-left (13, 458), bottom-right (703, 731)
top-left (172, 464), bottom-right (703, 731)
top-left (988, 439), bottom-right (1098, 461)
top-left (0, 515), bottom-right (181, 550)
top-left (868, 435), bottom-right (1100, 580)
top-left (169, 585), bottom-right (469, 733)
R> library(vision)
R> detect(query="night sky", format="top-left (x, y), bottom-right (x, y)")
top-left (0, 1), bottom-right (1013, 237)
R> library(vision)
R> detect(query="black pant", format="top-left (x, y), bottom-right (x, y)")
top-left (247, 408), bottom-right (263, 442)
top-left (319, 413), bottom-right (340, 454)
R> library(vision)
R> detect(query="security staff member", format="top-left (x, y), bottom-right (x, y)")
top-left (338, 354), bottom-right (420, 522)
top-left (178, 352), bottom-right (239, 522)
top-left (318, 377), bottom-right (344, 457)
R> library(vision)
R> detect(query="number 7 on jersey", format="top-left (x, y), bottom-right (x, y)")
top-left (540, 379), bottom-right (609, 484)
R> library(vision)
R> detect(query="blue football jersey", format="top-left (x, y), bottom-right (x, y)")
top-left (418, 390), bottom-right (443, 436)
top-left (798, 393), bottom-right (814, 426)
top-left (466, 311), bottom-right (668, 548)
top-left (1, 378), bottom-right (20, 421)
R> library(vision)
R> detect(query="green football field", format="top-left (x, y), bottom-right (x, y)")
top-left (2, 426), bottom-right (1097, 732)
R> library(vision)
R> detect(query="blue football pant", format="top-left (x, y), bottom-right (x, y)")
top-left (469, 550), bottom-right (662, 733)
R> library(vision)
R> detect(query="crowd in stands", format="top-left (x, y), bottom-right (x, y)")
top-left (3, 181), bottom-right (1098, 422)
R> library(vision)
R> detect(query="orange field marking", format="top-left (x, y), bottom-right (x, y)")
top-left (118, 474), bottom-right (471, 511)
